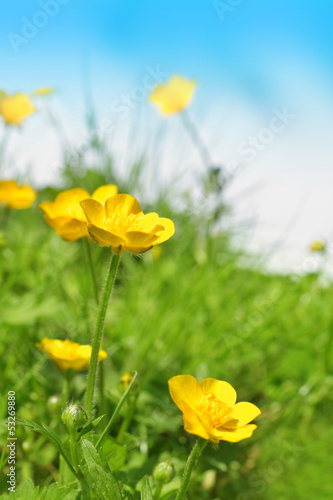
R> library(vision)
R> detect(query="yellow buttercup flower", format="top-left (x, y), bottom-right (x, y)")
top-left (80, 193), bottom-right (175, 254)
top-left (310, 240), bottom-right (326, 253)
top-left (0, 92), bottom-right (36, 126)
top-left (150, 76), bottom-right (196, 114)
top-left (36, 337), bottom-right (107, 372)
top-left (0, 180), bottom-right (37, 209)
top-left (168, 375), bottom-right (261, 443)
top-left (39, 185), bottom-right (118, 242)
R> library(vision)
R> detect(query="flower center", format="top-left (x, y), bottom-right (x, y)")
top-left (198, 393), bottom-right (232, 428)
top-left (105, 213), bottom-right (144, 236)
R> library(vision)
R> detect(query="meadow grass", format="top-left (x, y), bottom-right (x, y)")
top-left (0, 159), bottom-right (332, 499)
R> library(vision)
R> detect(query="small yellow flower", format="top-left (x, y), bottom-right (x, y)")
top-left (118, 372), bottom-right (134, 393)
top-left (310, 240), bottom-right (326, 253)
top-left (0, 180), bottom-right (37, 209)
top-left (39, 185), bottom-right (118, 242)
top-left (168, 375), bottom-right (261, 443)
top-left (150, 76), bottom-right (196, 114)
top-left (36, 337), bottom-right (107, 372)
top-left (32, 87), bottom-right (55, 96)
top-left (0, 92), bottom-right (36, 126)
top-left (80, 193), bottom-right (175, 254)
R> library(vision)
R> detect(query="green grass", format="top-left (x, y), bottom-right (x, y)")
top-left (0, 161), bottom-right (333, 499)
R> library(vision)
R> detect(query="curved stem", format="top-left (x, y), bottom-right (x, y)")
top-left (175, 438), bottom-right (208, 500)
top-left (180, 110), bottom-right (213, 169)
top-left (85, 252), bottom-right (121, 419)
top-left (96, 371), bottom-right (137, 448)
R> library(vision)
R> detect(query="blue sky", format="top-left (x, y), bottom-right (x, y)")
top-left (1, 0), bottom-right (333, 272)
top-left (1, 0), bottom-right (333, 103)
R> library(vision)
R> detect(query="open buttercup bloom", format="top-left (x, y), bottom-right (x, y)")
top-left (80, 193), bottom-right (175, 254)
top-left (168, 375), bottom-right (261, 443)
top-left (39, 185), bottom-right (118, 242)
top-left (0, 180), bottom-right (37, 209)
top-left (0, 91), bottom-right (36, 126)
top-left (36, 338), bottom-right (107, 372)
top-left (149, 76), bottom-right (196, 114)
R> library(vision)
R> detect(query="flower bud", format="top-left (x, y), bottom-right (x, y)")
top-left (47, 395), bottom-right (62, 415)
top-left (310, 240), bottom-right (326, 253)
top-left (153, 460), bottom-right (175, 484)
top-left (61, 403), bottom-right (88, 432)
top-left (118, 372), bottom-right (134, 394)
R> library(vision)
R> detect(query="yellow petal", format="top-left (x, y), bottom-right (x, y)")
top-left (138, 212), bottom-right (159, 232)
top-left (97, 349), bottom-right (108, 361)
top-left (124, 231), bottom-right (159, 247)
top-left (181, 401), bottom-right (211, 440)
top-left (150, 76), bottom-right (196, 114)
top-left (105, 194), bottom-right (143, 218)
top-left (56, 188), bottom-right (90, 203)
top-left (80, 199), bottom-right (105, 226)
top-left (0, 93), bottom-right (36, 125)
top-left (87, 223), bottom-right (126, 247)
top-left (213, 424), bottom-right (258, 443)
top-left (43, 215), bottom-right (72, 229)
top-left (225, 402), bottom-right (261, 429)
top-left (153, 218), bottom-right (175, 245)
top-left (168, 375), bottom-right (203, 413)
top-left (123, 245), bottom-right (153, 255)
top-left (199, 378), bottom-right (237, 407)
top-left (56, 220), bottom-right (89, 242)
top-left (39, 201), bottom-right (56, 217)
top-left (92, 185), bottom-right (118, 205)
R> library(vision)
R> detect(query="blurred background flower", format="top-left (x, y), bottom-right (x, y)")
top-left (36, 337), bottom-right (107, 372)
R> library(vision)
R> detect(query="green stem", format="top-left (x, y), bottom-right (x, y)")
top-left (85, 252), bottom-right (120, 419)
top-left (83, 238), bottom-right (107, 416)
top-left (154, 482), bottom-right (163, 500)
top-left (83, 237), bottom-right (99, 304)
top-left (69, 429), bottom-right (79, 472)
top-left (116, 395), bottom-right (137, 442)
top-left (180, 110), bottom-right (213, 169)
top-left (64, 370), bottom-right (72, 404)
top-left (175, 438), bottom-right (208, 500)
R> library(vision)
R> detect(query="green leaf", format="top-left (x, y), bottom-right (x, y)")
top-left (99, 436), bottom-right (127, 470)
top-left (160, 490), bottom-right (179, 500)
top-left (0, 480), bottom-right (80, 500)
top-left (80, 439), bottom-right (123, 500)
top-left (17, 419), bottom-right (77, 479)
top-left (39, 483), bottom-right (80, 500)
top-left (78, 414), bottom-right (105, 439)
top-left (17, 419), bottom-right (63, 454)
top-left (0, 479), bottom-right (39, 500)
top-left (141, 475), bottom-right (153, 500)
